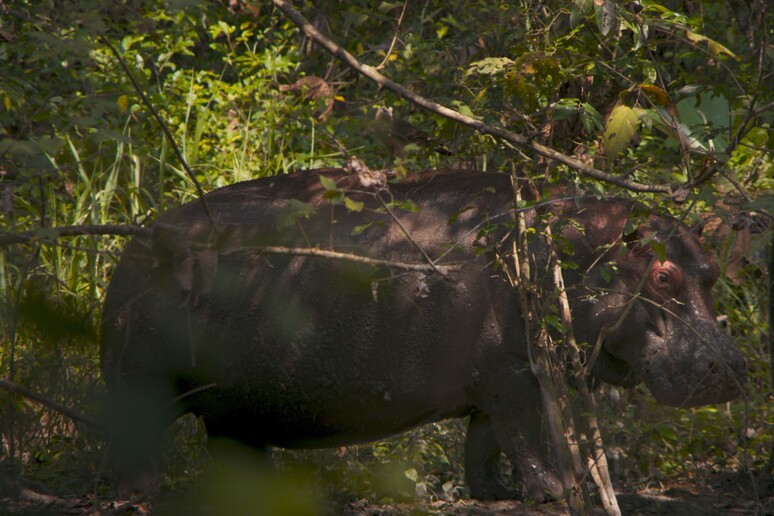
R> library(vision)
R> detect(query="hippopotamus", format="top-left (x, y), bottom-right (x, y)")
top-left (100, 168), bottom-right (747, 500)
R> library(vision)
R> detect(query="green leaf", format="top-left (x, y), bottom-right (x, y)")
top-left (344, 196), bottom-right (364, 212)
top-left (674, 93), bottom-right (730, 151)
top-left (341, 11), bottom-right (369, 27)
top-left (599, 263), bottom-right (615, 283)
top-left (623, 218), bottom-right (637, 236)
top-left (352, 222), bottom-right (375, 236)
top-left (466, 57), bottom-right (514, 77)
top-left (319, 175), bottom-right (338, 191)
top-left (603, 105), bottom-right (644, 156)
top-left (580, 102), bottom-right (604, 132)
top-left (323, 190), bottom-right (344, 202)
top-left (650, 241), bottom-right (667, 263)
top-left (552, 98), bottom-right (581, 121)
top-left (449, 100), bottom-right (477, 118)
top-left (277, 199), bottom-right (316, 230)
top-left (594, 0), bottom-right (618, 36)
top-left (389, 199), bottom-right (421, 213)
top-left (378, 2), bottom-right (404, 13)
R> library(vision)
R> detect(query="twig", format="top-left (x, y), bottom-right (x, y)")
top-left (271, 0), bottom-right (671, 194)
top-left (0, 379), bottom-right (102, 429)
top-left (375, 0), bottom-right (409, 70)
top-left (375, 192), bottom-right (447, 277)
top-left (99, 36), bottom-right (216, 227)
top-left (163, 383), bottom-right (217, 412)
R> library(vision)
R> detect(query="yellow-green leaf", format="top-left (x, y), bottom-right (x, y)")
top-left (466, 57), bottom-right (514, 77)
top-left (117, 95), bottom-right (129, 112)
top-left (603, 105), bottom-right (644, 156)
top-left (344, 196), bottom-right (364, 212)
top-left (686, 31), bottom-right (740, 61)
top-left (319, 175), bottom-right (338, 191)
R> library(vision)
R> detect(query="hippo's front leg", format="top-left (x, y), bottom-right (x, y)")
top-left (465, 411), bottom-right (519, 500)
top-left (472, 364), bottom-right (564, 502)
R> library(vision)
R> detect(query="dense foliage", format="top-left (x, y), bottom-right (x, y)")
top-left (0, 0), bottom-right (771, 512)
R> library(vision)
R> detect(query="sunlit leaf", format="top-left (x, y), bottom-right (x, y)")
top-left (344, 196), bottom-right (364, 212)
top-left (603, 105), bottom-right (644, 156)
top-left (466, 57), bottom-right (514, 76)
top-left (352, 222), bottom-right (375, 236)
top-left (319, 175), bottom-right (338, 191)
top-left (378, 2), bottom-right (403, 13)
top-left (389, 199), bottom-right (420, 213)
top-left (686, 31), bottom-right (740, 61)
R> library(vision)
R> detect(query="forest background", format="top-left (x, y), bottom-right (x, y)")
top-left (0, 0), bottom-right (772, 514)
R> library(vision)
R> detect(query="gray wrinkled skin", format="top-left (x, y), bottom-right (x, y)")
top-left (101, 169), bottom-right (747, 501)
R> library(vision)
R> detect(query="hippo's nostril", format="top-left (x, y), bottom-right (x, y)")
top-left (707, 361), bottom-right (718, 374)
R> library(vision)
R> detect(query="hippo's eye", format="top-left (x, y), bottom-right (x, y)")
top-left (651, 264), bottom-right (683, 293)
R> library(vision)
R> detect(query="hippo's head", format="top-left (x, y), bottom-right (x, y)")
top-left (570, 207), bottom-right (747, 407)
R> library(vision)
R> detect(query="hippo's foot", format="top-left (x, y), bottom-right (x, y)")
top-left (517, 468), bottom-right (564, 503)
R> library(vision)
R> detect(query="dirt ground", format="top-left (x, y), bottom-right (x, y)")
top-left (1, 468), bottom-right (771, 515)
top-left (340, 469), bottom-right (772, 516)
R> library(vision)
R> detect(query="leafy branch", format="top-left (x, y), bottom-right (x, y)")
top-left (271, 0), bottom-right (670, 194)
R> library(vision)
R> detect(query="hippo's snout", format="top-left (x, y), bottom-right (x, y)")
top-left (643, 321), bottom-right (747, 407)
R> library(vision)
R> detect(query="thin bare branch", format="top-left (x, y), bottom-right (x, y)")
top-left (375, 192), bottom-right (448, 277)
top-left (375, 0), bottom-right (409, 70)
top-left (247, 244), bottom-right (460, 275)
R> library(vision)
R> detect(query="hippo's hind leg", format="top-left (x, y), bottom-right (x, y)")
top-left (105, 381), bottom-right (176, 494)
top-left (465, 410), bottom-right (519, 500)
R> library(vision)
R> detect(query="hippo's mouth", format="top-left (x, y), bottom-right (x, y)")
top-left (593, 345), bottom-right (636, 388)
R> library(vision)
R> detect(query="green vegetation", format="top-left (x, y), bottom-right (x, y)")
top-left (1, 0), bottom-right (771, 513)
